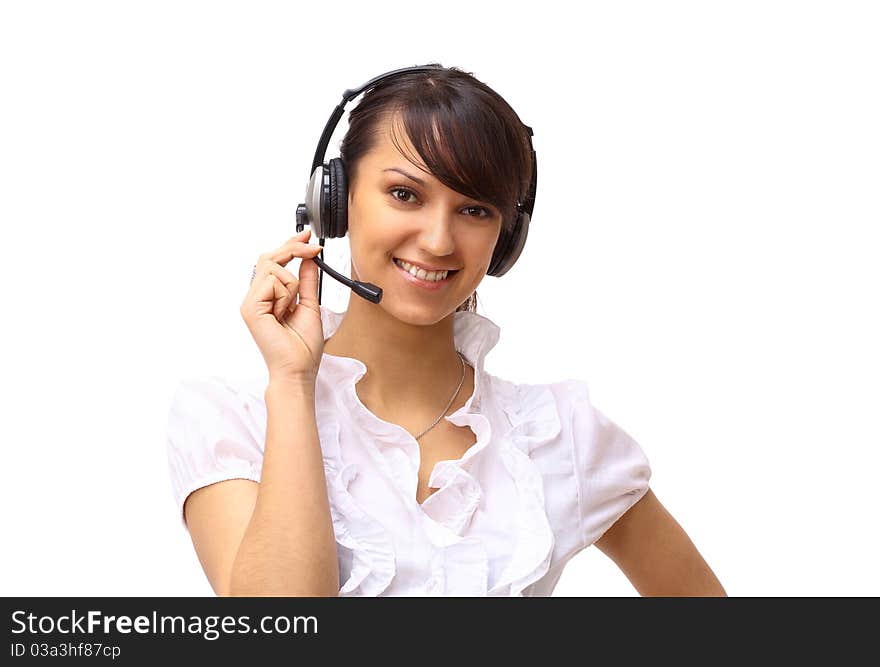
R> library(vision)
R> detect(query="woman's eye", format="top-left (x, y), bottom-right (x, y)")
top-left (389, 187), bottom-right (417, 204)
top-left (463, 205), bottom-right (491, 218)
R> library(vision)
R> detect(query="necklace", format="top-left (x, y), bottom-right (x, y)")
top-left (414, 351), bottom-right (466, 441)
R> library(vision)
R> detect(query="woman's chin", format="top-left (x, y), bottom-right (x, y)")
top-left (383, 298), bottom-right (459, 326)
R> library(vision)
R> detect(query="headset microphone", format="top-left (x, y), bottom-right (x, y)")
top-left (295, 64), bottom-right (537, 307)
top-left (295, 205), bottom-right (382, 303)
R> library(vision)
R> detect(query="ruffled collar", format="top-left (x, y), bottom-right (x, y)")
top-left (316, 304), bottom-right (500, 535)
top-left (318, 303), bottom-right (501, 415)
top-left (313, 304), bottom-right (561, 596)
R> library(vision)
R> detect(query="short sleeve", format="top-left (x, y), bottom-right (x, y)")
top-left (557, 380), bottom-right (652, 549)
top-left (165, 377), bottom-right (265, 532)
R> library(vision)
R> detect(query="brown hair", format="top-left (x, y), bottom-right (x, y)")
top-left (338, 64), bottom-right (534, 313)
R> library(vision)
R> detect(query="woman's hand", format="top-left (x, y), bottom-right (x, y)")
top-left (240, 228), bottom-right (325, 384)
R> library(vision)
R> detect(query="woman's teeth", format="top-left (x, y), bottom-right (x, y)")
top-left (393, 258), bottom-right (451, 282)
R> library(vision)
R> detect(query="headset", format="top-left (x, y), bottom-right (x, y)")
top-left (295, 64), bottom-right (537, 305)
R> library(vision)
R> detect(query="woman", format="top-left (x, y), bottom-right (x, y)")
top-left (166, 64), bottom-right (726, 597)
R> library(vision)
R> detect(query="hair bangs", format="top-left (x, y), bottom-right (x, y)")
top-left (387, 94), bottom-right (528, 229)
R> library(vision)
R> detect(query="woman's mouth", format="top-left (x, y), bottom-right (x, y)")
top-left (392, 257), bottom-right (459, 290)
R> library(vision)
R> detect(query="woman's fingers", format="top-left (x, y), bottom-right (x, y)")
top-left (268, 229), bottom-right (324, 267)
top-left (271, 274), bottom-right (292, 321)
top-left (247, 229), bottom-right (324, 322)
top-left (267, 241), bottom-right (323, 269)
top-left (261, 265), bottom-right (302, 321)
top-left (287, 228), bottom-right (311, 242)
top-left (253, 261), bottom-right (298, 291)
top-left (296, 250), bottom-right (321, 314)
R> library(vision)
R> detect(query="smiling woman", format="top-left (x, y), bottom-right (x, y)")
top-left (166, 63), bottom-right (726, 598)
top-left (338, 66), bottom-right (535, 314)
top-left (337, 110), bottom-right (506, 325)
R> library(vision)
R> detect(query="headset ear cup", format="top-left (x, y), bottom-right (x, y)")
top-left (488, 211), bottom-right (530, 277)
top-left (490, 141), bottom-right (537, 276)
top-left (328, 158), bottom-right (349, 238)
top-left (302, 164), bottom-right (327, 237)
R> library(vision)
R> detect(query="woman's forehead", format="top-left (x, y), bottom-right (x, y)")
top-left (365, 115), bottom-right (432, 176)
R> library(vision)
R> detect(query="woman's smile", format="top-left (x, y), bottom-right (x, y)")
top-left (392, 256), bottom-right (459, 291)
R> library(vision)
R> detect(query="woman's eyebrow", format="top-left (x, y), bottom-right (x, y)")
top-left (382, 167), bottom-right (427, 186)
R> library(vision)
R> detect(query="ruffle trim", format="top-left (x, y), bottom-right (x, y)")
top-left (327, 461), bottom-right (397, 596)
top-left (421, 462), bottom-right (484, 536)
top-left (319, 372), bottom-right (564, 596)
top-left (489, 379), bottom-right (563, 596)
top-left (418, 408), bottom-right (492, 539)
top-left (319, 420), bottom-right (396, 597)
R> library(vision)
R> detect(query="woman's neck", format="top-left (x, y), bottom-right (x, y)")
top-left (321, 294), bottom-right (474, 424)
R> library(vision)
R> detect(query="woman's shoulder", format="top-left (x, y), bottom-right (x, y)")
top-left (167, 374), bottom-right (270, 432)
top-left (165, 374), bottom-right (270, 529)
top-left (477, 371), bottom-right (593, 463)
top-left (483, 370), bottom-right (647, 466)
top-left (483, 370), bottom-right (592, 426)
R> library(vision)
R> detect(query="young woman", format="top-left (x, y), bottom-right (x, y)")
top-left (166, 64), bottom-right (726, 597)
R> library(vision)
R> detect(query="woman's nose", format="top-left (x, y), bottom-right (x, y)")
top-left (418, 208), bottom-right (456, 256)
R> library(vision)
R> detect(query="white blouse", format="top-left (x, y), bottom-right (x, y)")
top-left (166, 304), bottom-right (652, 596)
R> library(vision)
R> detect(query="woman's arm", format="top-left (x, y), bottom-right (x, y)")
top-left (227, 377), bottom-right (340, 596)
top-left (593, 489), bottom-right (727, 596)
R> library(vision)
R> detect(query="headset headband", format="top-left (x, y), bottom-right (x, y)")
top-left (310, 65), bottom-right (444, 173)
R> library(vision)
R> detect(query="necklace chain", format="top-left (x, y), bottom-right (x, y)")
top-left (414, 351), bottom-right (466, 441)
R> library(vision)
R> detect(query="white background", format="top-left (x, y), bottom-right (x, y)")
top-left (1, 0), bottom-right (877, 597)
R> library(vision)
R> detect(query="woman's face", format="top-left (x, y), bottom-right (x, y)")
top-left (346, 115), bottom-right (502, 324)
